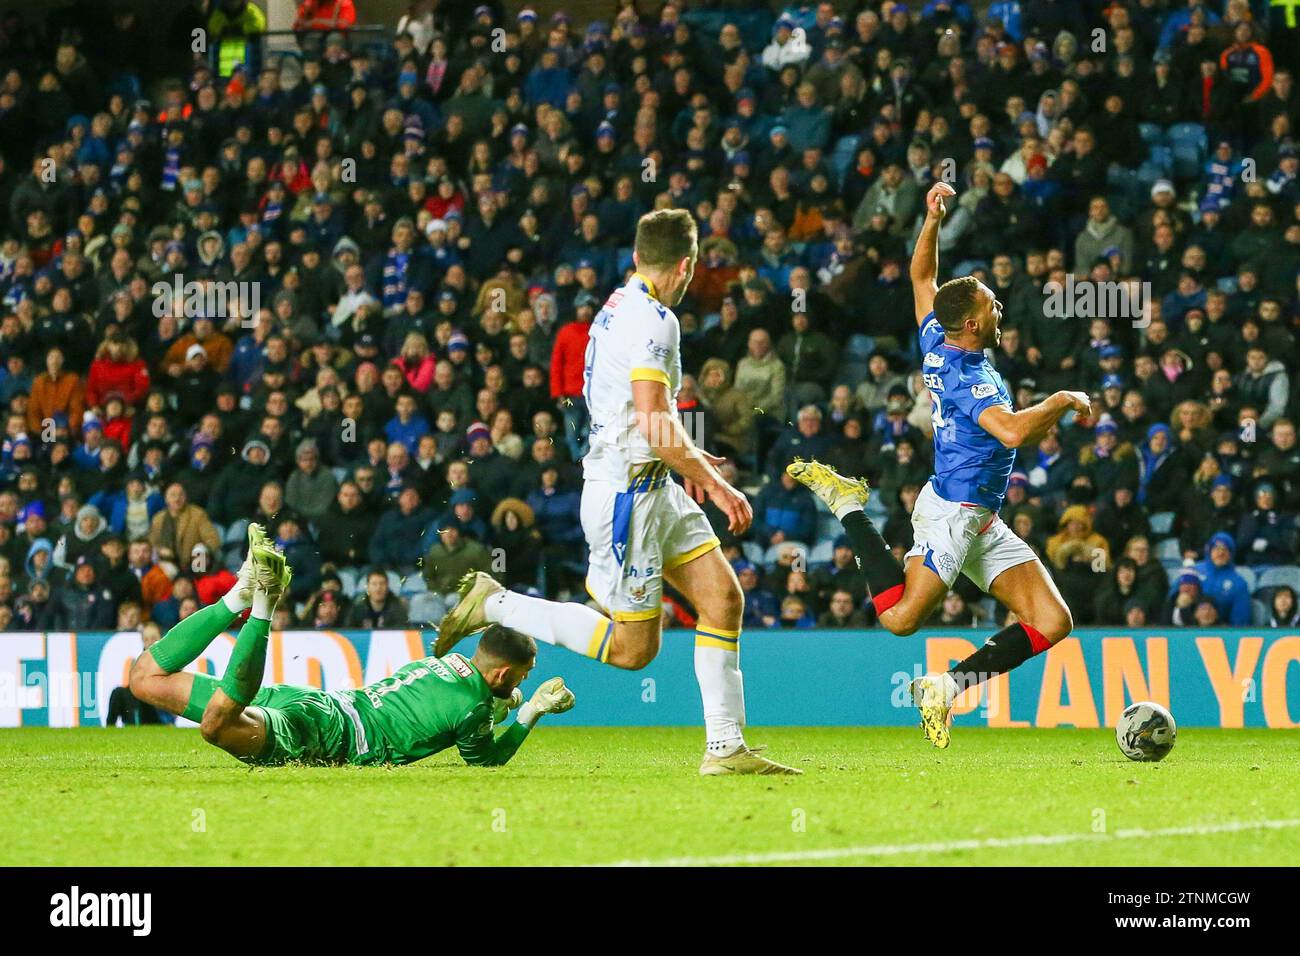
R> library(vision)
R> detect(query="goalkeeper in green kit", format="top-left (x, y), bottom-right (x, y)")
top-left (129, 525), bottom-right (575, 766)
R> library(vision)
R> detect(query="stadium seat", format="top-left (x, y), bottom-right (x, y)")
top-left (1168, 122), bottom-right (1208, 154)
top-left (1149, 512), bottom-right (1175, 536)
top-left (331, 467), bottom-right (348, 484)
top-left (399, 576), bottom-right (428, 598)
top-left (408, 592), bottom-right (447, 626)
top-left (816, 511), bottom-right (842, 542)
top-left (846, 334), bottom-right (875, 361)
top-left (1235, 566), bottom-right (1256, 595)
top-left (808, 540), bottom-right (835, 566)
top-left (1251, 599), bottom-right (1270, 626)
top-left (1155, 539), bottom-right (1183, 563)
top-left (1256, 566), bottom-right (1300, 594)
top-left (741, 541), bottom-right (765, 566)
top-left (1139, 122), bottom-right (1168, 147)
top-left (763, 541), bottom-right (809, 568)
top-left (836, 360), bottom-right (869, 389)
top-left (337, 567), bottom-right (360, 597)
top-left (223, 519), bottom-right (249, 545)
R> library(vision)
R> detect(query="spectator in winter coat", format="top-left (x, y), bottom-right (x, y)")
top-left (734, 328), bottom-right (787, 418)
top-left (1187, 532), bottom-right (1253, 625)
top-left (284, 439), bottom-right (338, 525)
top-left (27, 346), bottom-right (84, 440)
top-left (752, 470), bottom-right (818, 547)
top-left (368, 485), bottom-right (433, 571)
top-left (346, 570), bottom-right (409, 628)
top-left (735, 559), bottom-right (779, 628)
top-left (147, 483), bottom-right (220, 572)
top-left (85, 334), bottom-right (150, 410)
top-left (1236, 482), bottom-right (1297, 567)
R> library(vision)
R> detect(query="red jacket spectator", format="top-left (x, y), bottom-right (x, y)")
top-left (86, 337), bottom-right (151, 409)
top-left (550, 317), bottom-right (591, 400)
top-left (103, 414), bottom-right (133, 453)
top-left (294, 0), bottom-right (356, 31)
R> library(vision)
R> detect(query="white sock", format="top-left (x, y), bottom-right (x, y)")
top-left (251, 589), bottom-right (273, 621)
top-left (695, 626), bottom-right (746, 753)
top-left (484, 590), bottom-right (615, 661)
top-left (833, 501), bottom-right (864, 520)
top-left (222, 581), bottom-right (250, 614)
top-left (940, 671), bottom-right (959, 706)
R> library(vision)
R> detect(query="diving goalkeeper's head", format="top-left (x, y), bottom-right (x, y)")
top-left (472, 624), bottom-right (537, 698)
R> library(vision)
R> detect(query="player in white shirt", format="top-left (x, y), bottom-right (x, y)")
top-left (434, 209), bottom-right (799, 775)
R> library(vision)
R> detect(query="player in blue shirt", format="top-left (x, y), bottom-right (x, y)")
top-left (789, 182), bottom-right (1091, 748)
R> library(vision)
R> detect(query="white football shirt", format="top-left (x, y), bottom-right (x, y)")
top-left (581, 273), bottom-right (682, 485)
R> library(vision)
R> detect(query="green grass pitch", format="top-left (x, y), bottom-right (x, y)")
top-left (3, 727), bottom-right (1296, 866)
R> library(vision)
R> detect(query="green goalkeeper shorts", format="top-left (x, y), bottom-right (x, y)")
top-left (241, 685), bottom-right (354, 766)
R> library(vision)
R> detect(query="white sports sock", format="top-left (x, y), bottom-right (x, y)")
top-left (484, 590), bottom-right (615, 661)
top-left (695, 626), bottom-right (746, 752)
top-left (833, 501), bottom-right (864, 520)
top-left (940, 671), bottom-right (960, 706)
top-left (251, 589), bottom-right (273, 621)
top-left (222, 580), bottom-right (250, 614)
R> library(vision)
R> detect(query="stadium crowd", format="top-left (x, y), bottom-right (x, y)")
top-left (1, 0), bottom-right (1299, 636)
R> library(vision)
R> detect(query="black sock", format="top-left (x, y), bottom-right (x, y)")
top-left (949, 622), bottom-right (1043, 693)
top-left (841, 510), bottom-right (905, 596)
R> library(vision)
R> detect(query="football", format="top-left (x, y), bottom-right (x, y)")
top-left (1116, 702), bottom-right (1178, 762)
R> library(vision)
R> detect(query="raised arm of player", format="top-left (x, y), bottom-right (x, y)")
top-left (978, 391), bottom-right (1092, 449)
top-left (632, 379), bottom-right (753, 533)
top-left (910, 182), bottom-right (956, 326)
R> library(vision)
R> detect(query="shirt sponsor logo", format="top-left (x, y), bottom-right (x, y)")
top-left (971, 382), bottom-right (998, 399)
top-left (923, 352), bottom-right (944, 367)
top-left (645, 339), bottom-right (672, 360)
top-left (448, 655), bottom-right (474, 678)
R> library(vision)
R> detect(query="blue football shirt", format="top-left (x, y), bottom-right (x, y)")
top-left (918, 312), bottom-right (1016, 510)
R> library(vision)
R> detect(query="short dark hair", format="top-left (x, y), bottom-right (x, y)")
top-left (634, 209), bottom-right (697, 269)
top-left (933, 276), bottom-right (983, 333)
top-left (475, 624), bottom-right (537, 666)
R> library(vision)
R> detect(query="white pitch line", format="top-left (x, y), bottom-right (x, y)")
top-left (593, 818), bottom-right (1300, 867)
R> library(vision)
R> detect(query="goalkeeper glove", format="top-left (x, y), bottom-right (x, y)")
top-left (490, 686), bottom-right (524, 725)
top-left (517, 677), bottom-right (575, 728)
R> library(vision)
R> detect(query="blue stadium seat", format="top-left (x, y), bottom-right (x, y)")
top-left (1172, 145), bottom-right (1203, 181)
top-left (763, 541), bottom-right (809, 568)
top-left (1251, 599), bottom-right (1270, 626)
top-left (1168, 122), bottom-right (1208, 154)
top-left (741, 541), bottom-right (765, 566)
top-left (331, 467), bottom-right (348, 484)
top-left (1144, 146), bottom-right (1174, 177)
top-left (816, 511), bottom-right (842, 542)
top-left (1149, 511), bottom-right (1175, 536)
top-left (836, 360), bottom-right (869, 389)
top-left (223, 519), bottom-right (249, 545)
top-left (1139, 123), bottom-right (1168, 147)
top-left (830, 134), bottom-right (861, 187)
top-left (399, 576), bottom-right (428, 598)
top-left (1256, 566), bottom-right (1300, 595)
top-left (1155, 538), bottom-right (1182, 563)
top-left (337, 567), bottom-right (361, 597)
top-left (846, 334), bottom-right (875, 361)
top-left (1235, 566), bottom-right (1256, 595)
top-left (808, 540), bottom-right (835, 566)
top-left (408, 592), bottom-right (446, 626)
top-left (1160, 557), bottom-right (1185, 573)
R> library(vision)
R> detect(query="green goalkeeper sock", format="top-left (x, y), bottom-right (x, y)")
top-left (182, 673), bottom-right (220, 723)
top-left (219, 615), bottom-right (271, 706)
top-left (149, 602), bottom-right (238, 673)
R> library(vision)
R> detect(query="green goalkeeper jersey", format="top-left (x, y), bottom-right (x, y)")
top-left (340, 653), bottom-right (529, 767)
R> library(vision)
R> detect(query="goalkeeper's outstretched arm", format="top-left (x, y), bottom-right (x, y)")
top-left (456, 678), bottom-right (576, 767)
